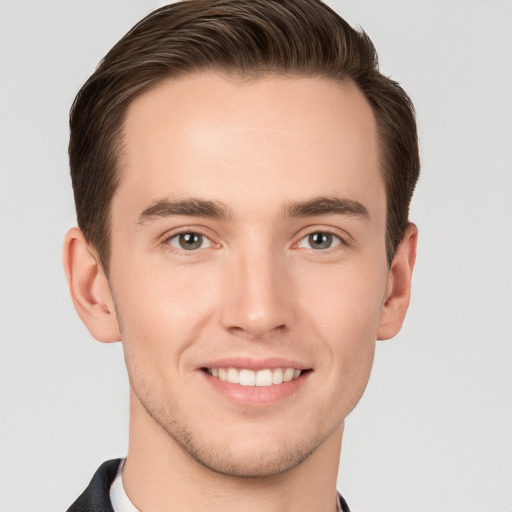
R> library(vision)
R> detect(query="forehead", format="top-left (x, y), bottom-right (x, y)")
top-left (115, 72), bottom-right (383, 222)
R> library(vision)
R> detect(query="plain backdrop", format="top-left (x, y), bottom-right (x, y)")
top-left (1, 1), bottom-right (511, 511)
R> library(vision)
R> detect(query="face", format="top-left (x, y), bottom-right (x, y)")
top-left (106, 72), bottom-right (391, 477)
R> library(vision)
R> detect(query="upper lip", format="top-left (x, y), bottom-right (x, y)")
top-left (199, 356), bottom-right (311, 371)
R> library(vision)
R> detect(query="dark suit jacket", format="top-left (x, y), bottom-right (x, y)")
top-left (66, 459), bottom-right (120, 512)
top-left (67, 458), bottom-right (351, 512)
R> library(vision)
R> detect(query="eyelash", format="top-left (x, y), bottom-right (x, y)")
top-left (163, 229), bottom-right (218, 254)
top-left (293, 230), bottom-right (346, 252)
top-left (162, 227), bottom-right (348, 254)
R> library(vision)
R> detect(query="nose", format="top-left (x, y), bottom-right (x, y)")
top-left (219, 246), bottom-right (293, 339)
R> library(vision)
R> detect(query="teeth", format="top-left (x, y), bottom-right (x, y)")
top-left (283, 368), bottom-right (295, 382)
top-left (255, 369), bottom-right (272, 386)
top-left (239, 369), bottom-right (255, 386)
top-left (207, 367), bottom-right (303, 386)
top-left (272, 368), bottom-right (283, 384)
top-left (227, 367), bottom-right (238, 384)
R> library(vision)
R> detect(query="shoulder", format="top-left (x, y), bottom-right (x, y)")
top-left (66, 459), bottom-right (122, 512)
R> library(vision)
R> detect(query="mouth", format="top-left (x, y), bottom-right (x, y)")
top-left (203, 367), bottom-right (304, 387)
top-left (199, 357), bottom-right (312, 405)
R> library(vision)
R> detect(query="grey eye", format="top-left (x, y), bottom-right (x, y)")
top-left (300, 232), bottom-right (341, 250)
top-left (168, 232), bottom-right (209, 250)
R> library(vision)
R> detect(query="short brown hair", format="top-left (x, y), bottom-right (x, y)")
top-left (69, 0), bottom-right (419, 270)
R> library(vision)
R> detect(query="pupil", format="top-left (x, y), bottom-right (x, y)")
top-left (179, 233), bottom-right (202, 250)
top-left (309, 232), bottom-right (331, 249)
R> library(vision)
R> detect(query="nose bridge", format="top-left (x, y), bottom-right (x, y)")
top-left (220, 239), bottom-right (291, 338)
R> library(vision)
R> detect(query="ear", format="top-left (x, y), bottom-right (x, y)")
top-left (63, 227), bottom-right (121, 343)
top-left (377, 223), bottom-right (418, 340)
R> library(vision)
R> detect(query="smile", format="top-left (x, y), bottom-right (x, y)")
top-left (205, 367), bottom-right (302, 387)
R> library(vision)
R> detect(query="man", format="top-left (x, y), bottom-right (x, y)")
top-left (63, 0), bottom-right (419, 510)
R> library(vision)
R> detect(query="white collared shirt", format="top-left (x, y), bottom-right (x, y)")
top-left (109, 459), bottom-right (140, 512)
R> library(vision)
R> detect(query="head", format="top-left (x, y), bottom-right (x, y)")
top-left (65, 0), bottom-right (419, 480)
top-left (69, 0), bottom-right (419, 273)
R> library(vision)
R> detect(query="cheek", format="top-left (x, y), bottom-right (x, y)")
top-left (110, 258), bottom-right (220, 356)
top-left (300, 261), bottom-right (387, 339)
top-left (299, 261), bottom-right (386, 393)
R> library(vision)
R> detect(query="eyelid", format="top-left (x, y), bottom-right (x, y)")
top-left (168, 233), bottom-right (211, 250)
top-left (292, 226), bottom-right (350, 250)
top-left (160, 226), bottom-right (221, 251)
top-left (158, 224), bottom-right (350, 252)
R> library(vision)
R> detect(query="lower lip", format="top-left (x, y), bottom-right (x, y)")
top-left (202, 371), bottom-right (310, 406)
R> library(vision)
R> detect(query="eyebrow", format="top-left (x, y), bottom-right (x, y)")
top-left (137, 195), bottom-right (369, 225)
top-left (138, 198), bottom-right (232, 224)
top-left (284, 196), bottom-right (369, 219)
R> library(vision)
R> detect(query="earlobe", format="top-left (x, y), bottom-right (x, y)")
top-left (377, 223), bottom-right (418, 341)
top-left (63, 227), bottom-right (121, 343)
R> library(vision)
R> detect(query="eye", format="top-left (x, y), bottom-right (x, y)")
top-left (298, 231), bottom-right (342, 250)
top-left (167, 232), bottom-right (212, 251)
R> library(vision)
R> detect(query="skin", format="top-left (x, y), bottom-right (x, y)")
top-left (64, 72), bottom-right (417, 512)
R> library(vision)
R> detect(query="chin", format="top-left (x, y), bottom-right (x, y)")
top-left (140, 396), bottom-right (327, 478)
top-left (173, 432), bottom-right (322, 478)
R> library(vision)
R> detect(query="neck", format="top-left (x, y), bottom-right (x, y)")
top-left (122, 390), bottom-right (343, 512)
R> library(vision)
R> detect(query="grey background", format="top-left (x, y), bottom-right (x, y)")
top-left (1, 1), bottom-right (511, 511)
